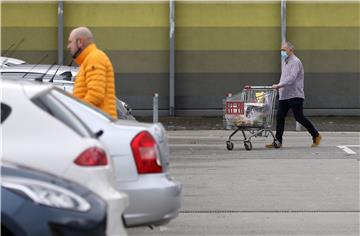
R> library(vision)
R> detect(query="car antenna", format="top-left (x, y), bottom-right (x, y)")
top-left (48, 64), bottom-right (62, 83)
top-left (2, 43), bottom-right (15, 56)
top-left (34, 62), bottom-right (57, 82)
top-left (8, 38), bottom-right (25, 57)
top-left (22, 54), bottom-right (48, 78)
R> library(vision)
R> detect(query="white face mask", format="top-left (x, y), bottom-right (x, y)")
top-left (281, 51), bottom-right (289, 60)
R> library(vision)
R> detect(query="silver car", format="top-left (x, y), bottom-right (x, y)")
top-left (0, 56), bottom-right (26, 67)
top-left (0, 63), bottom-right (135, 120)
top-left (48, 88), bottom-right (182, 227)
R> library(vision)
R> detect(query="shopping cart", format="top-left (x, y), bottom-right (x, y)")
top-left (223, 85), bottom-right (278, 151)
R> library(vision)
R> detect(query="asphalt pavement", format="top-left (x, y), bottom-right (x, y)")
top-left (128, 130), bottom-right (359, 236)
top-left (137, 116), bottom-right (360, 132)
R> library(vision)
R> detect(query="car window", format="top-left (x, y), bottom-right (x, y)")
top-left (31, 90), bottom-right (93, 138)
top-left (50, 89), bottom-right (115, 122)
top-left (1, 103), bottom-right (12, 123)
top-left (58, 71), bottom-right (72, 81)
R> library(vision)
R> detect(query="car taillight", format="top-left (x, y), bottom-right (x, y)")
top-left (74, 147), bottom-right (108, 166)
top-left (131, 131), bottom-right (162, 174)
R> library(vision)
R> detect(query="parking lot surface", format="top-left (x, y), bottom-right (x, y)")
top-left (128, 130), bottom-right (359, 236)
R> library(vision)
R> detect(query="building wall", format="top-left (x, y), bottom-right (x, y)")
top-left (1, 2), bottom-right (359, 115)
top-left (287, 2), bottom-right (359, 113)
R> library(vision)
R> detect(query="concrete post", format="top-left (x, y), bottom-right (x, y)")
top-left (153, 93), bottom-right (159, 123)
top-left (169, 0), bottom-right (175, 116)
top-left (225, 93), bottom-right (232, 130)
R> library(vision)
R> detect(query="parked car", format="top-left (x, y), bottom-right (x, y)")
top-left (48, 86), bottom-right (182, 227)
top-left (1, 162), bottom-right (107, 236)
top-left (0, 62), bottom-right (135, 120)
top-left (0, 56), bottom-right (26, 67)
top-left (0, 63), bottom-right (78, 81)
top-left (1, 78), bottom-right (129, 236)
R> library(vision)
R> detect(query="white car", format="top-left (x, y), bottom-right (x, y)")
top-left (1, 79), bottom-right (129, 236)
top-left (50, 88), bottom-right (182, 227)
top-left (0, 56), bottom-right (26, 67)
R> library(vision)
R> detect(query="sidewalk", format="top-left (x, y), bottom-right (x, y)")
top-left (136, 116), bottom-right (360, 132)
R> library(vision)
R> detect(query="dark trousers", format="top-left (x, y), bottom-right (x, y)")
top-left (275, 97), bottom-right (319, 143)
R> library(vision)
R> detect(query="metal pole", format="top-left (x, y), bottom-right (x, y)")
top-left (169, 0), bottom-right (175, 116)
top-left (153, 93), bottom-right (159, 123)
top-left (58, 0), bottom-right (64, 65)
top-left (281, 1), bottom-right (300, 131)
top-left (281, 0), bottom-right (286, 45)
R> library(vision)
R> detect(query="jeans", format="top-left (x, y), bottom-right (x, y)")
top-left (275, 97), bottom-right (319, 143)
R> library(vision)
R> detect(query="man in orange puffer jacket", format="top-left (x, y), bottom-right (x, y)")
top-left (67, 27), bottom-right (117, 119)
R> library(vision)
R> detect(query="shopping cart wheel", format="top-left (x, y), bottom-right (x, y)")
top-left (244, 141), bottom-right (252, 151)
top-left (226, 141), bottom-right (234, 151)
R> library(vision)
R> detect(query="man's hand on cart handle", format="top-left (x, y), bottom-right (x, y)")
top-left (272, 84), bottom-right (282, 89)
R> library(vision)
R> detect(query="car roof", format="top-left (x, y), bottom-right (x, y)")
top-left (0, 64), bottom-right (79, 75)
top-left (1, 77), bottom-right (53, 98)
top-left (0, 56), bottom-right (26, 66)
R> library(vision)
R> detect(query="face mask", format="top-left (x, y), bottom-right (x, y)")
top-left (281, 51), bottom-right (288, 60)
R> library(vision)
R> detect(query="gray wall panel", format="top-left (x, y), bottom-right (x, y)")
top-left (117, 72), bottom-right (359, 111)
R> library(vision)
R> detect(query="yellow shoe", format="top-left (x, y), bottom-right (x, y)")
top-left (265, 140), bottom-right (282, 149)
top-left (311, 134), bottom-right (322, 147)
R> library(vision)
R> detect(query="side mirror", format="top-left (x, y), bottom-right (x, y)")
top-left (59, 71), bottom-right (73, 81)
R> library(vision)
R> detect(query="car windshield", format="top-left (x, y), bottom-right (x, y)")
top-left (50, 89), bottom-right (116, 122)
top-left (31, 89), bottom-right (93, 138)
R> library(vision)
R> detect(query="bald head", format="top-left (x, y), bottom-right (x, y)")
top-left (70, 27), bottom-right (93, 43)
top-left (67, 27), bottom-right (94, 58)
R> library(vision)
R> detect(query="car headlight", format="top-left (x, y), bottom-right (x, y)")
top-left (2, 177), bottom-right (91, 212)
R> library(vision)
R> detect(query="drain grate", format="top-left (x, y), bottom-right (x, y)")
top-left (180, 210), bottom-right (360, 214)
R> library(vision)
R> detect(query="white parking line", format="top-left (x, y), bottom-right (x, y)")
top-left (337, 145), bottom-right (359, 155)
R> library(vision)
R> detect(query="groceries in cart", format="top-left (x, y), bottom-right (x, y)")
top-left (223, 86), bottom-right (277, 151)
top-left (225, 92), bottom-right (271, 127)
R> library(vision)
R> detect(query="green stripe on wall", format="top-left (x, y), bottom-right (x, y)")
top-left (1, 3), bottom-right (57, 27)
top-left (3, 2), bottom-right (357, 28)
top-left (176, 27), bottom-right (359, 50)
top-left (176, 2), bottom-right (280, 27)
top-left (287, 27), bottom-right (360, 50)
top-left (69, 27), bottom-right (169, 51)
top-left (3, 27), bottom-right (358, 51)
top-left (63, 3), bottom-right (169, 27)
top-left (175, 50), bottom-right (359, 73)
top-left (287, 3), bottom-right (360, 27)
top-left (2, 28), bottom-right (58, 51)
top-left (4, 50), bottom-right (359, 74)
top-left (176, 2), bottom-right (359, 27)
